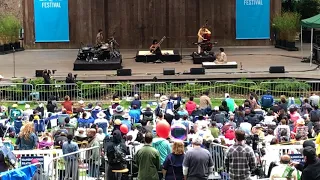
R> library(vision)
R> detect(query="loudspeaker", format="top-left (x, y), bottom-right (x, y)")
top-left (163, 68), bottom-right (175, 75)
top-left (190, 68), bottom-right (205, 75)
top-left (117, 69), bottom-right (132, 76)
top-left (269, 66), bottom-right (285, 73)
top-left (35, 70), bottom-right (43, 77)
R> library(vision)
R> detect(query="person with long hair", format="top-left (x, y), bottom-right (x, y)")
top-left (62, 134), bottom-right (79, 180)
top-left (162, 141), bottom-right (185, 180)
top-left (16, 122), bottom-right (38, 150)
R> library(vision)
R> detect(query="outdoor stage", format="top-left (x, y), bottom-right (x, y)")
top-left (0, 44), bottom-right (318, 81)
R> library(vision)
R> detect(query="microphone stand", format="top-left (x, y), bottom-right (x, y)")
top-left (12, 46), bottom-right (16, 78)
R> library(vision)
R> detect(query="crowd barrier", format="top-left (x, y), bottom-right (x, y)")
top-left (48, 146), bottom-right (101, 180)
top-left (0, 80), bottom-right (319, 102)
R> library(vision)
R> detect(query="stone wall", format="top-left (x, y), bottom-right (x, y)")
top-left (0, 0), bottom-right (23, 22)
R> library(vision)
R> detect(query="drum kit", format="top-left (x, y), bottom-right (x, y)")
top-left (77, 37), bottom-right (121, 62)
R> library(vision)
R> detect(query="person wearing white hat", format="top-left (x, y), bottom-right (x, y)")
top-left (94, 111), bottom-right (109, 134)
top-left (23, 104), bottom-right (33, 119)
top-left (131, 94), bottom-right (141, 109)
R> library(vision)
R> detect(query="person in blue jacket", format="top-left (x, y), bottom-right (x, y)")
top-left (261, 90), bottom-right (274, 110)
top-left (129, 105), bottom-right (141, 123)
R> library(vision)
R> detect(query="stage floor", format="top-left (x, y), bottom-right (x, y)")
top-left (0, 44), bottom-right (319, 81)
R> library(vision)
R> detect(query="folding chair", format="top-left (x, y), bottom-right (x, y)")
top-left (58, 114), bottom-right (69, 126)
top-left (13, 120), bottom-right (23, 135)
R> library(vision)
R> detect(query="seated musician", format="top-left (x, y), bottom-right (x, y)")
top-left (96, 29), bottom-right (104, 46)
top-left (150, 39), bottom-right (162, 60)
top-left (197, 25), bottom-right (211, 53)
top-left (215, 48), bottom-right (228, 64)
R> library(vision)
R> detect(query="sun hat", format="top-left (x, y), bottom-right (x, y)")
top-left (12, 104), bottom-right (18, 108)
top-left (25, 104), bottom-right (30, 109)
top-left (115, 106), bottom-right (124, 113)
top-left (255, 124), bottom-right (263, 129)
top-left (78, 100), bottom-right (84, 104)
top-left (123, 113), bottom-right (130, 119)
top-left (97, 111), bottom-right (106, 118)
top-left (112, 98), bottom-right (121, 103)
top-left (114, 119), bottom-right (122, 125)
top-left (297, 119), bottom-right (305, 125)
top-left (160, 95), bottom-right (168, 102)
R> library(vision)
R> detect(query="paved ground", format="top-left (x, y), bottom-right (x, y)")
top-left (0, 43), bottom-right (319, 81)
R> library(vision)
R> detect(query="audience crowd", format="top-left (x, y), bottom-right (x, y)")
top-left (0, 91), bottom-right (319, 180)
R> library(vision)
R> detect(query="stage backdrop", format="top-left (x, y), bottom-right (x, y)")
top-left (236, 0), bottom-right (270, 39)
top-left (34, 0), bottom-right (69, 42)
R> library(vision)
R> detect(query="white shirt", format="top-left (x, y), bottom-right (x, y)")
top-left (220, 52), bottom-right (227, 62)
top-left (264, 115), bottom-right (276, 125)
top-left (240, 122), bottom-right (252, 135)
top-left (264, 134), bottom-right (275, 145)
top-left (270, 164), bottom-right (298, 180)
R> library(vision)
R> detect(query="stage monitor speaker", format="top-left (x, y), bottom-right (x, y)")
top-left (190, 68), bottom-right (205, 75)
top-left (269, 66), bottom-right (285, 73)
top-left (35, 70), bottom-right (43, 77)
top-left (117, 69), bottom-right (132, 76)
top-left (163, 68), bottom-right (175, 75)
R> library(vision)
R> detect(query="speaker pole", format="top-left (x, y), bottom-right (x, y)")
top-left (179, 0), bottom-right (183, 64)
top-left (12, 46), bottom-right (16, 78)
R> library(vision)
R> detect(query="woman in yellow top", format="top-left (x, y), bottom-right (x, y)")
top-left (315, 132), bottom-right (320, 157)
top-left (197, 26), bottom-right (211, 53)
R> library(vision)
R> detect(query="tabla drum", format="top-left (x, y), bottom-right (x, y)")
top-left (100, 43), bottom-right (109, 50)
top-left (201, 42), bottom-right (213, 52)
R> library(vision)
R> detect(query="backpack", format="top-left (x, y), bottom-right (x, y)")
top-left (109, 144), bottom-right (126, 169)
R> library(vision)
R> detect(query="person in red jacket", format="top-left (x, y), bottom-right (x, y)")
top-left (186, 97), bottom-right (197, 115)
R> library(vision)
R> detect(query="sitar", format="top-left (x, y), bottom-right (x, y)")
top-left (150, 36), bottom-right (166, 53)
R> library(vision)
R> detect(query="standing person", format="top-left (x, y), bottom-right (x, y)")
top-left (186, 97), bottom-right (197, 116)
top-left (301, 146), bottom-right (320, 180)
top-left (225, 129), bottom-right (256, 180)
top-left (162, 141), bottom-right (185, 180)
top-left (16, 122), bottom-right (38, 150)
top-left (183, 136), bottom-right (214, 180)
top-left (135, 132), bottom-right (161, 180)
top-left (86, 129), bottom-right (101, 178)
top-left (309, 92), bottom-right (320, 107)
top-left (225, 93), bottom-right (236, 113)
top-left (199, 91), bottom-right (212, 115)
top-left (197, 24), bottom-right (211, 53)
top-left (62, 134), bottom-right (79, 180)
top-left (152, 132), bottom-right (172, 179)
top-left (106, 130), bottom-right (127, 180)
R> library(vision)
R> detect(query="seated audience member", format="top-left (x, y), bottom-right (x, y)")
top-left (94, 111), bottom-right (109, 133)
top-left (78, 112), bottom-right (94, 128)
top-left (112, 119), bottom-right (122, 133)
top-left (142, 104), bottom-right (153, 122)
top-left (131, 94), bottom-right (142, 109)
top-left (39, 136), bottom-right (54, 149)
top-left (96, 128), bottom-right (106, 142)
top-left (129, 105), bottom-right (141, 123)
top-left (23, 104), bottom-right (33, 119)
top-left (74, 128), bottom-right (87, 142)
top-left (186, 97), bottom-right (197, 116)
top-left (113, 106), bottom-right (125, 121)
top-left (170, 94), bottom-right (182, 110)
top-left (260, 90), bottom-right (274, 109)
top-left (54, 132), bottom-right (68, 148)
top-left (64, 117), bottom-right (75, 128)
top-left (111, 98), bottom-right (121, 109)
top-left (140, 119), bottom-right (153, 133)
top-left (46, 100), bottom-right (56, 113)
top-left (61, 95), bottom-right (73, 114)
top-left (121, 114), bottom-right (132, 131)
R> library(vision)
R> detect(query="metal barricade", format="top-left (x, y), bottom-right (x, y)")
top-left (213, 81), bottom-right (257, 100)
top-left (209, 143), bottom-right (229, 180)
top-left (306, 81), bottom-right (320, 95)
top-left (133, 82), bottom-right (168, 101)
top-left (0, 83), bottom-right (34, 102)
top-left (169, 81), bottom-right (212, 99)
top-left (35, 83), bottom-right (79, 102)
top-left (258, 81), bottom-right (310, 99)
top-left (81, 83), bottom-right (126, 102)
top-left (49, 146), bottom-right (101, 180)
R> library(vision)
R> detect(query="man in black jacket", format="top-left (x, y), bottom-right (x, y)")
top-left (301, 146), bottom-right (320, 180)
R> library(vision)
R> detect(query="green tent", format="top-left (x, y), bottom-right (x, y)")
top-left (301, 14), bottom-right (320, 28)
top-left (300, 14), bottom-right (320, 66)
